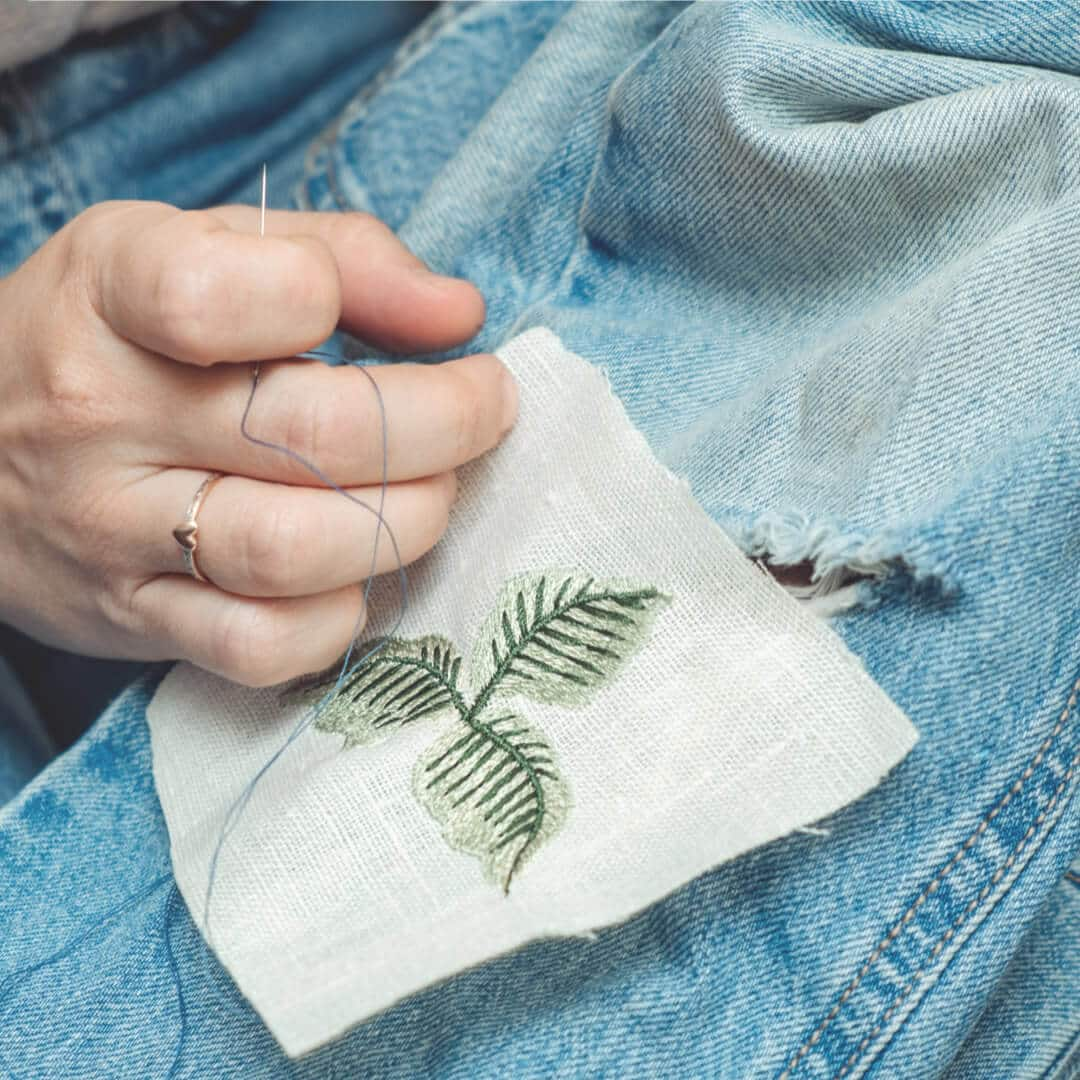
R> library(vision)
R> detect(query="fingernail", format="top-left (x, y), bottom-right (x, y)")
top-left (499, 365), bottom-right (519, 434)
top-left (412, 264), bottom-right (464, 293)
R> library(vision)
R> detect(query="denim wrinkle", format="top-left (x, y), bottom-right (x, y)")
top-left (0, 2), bottom-right (1079, 1077)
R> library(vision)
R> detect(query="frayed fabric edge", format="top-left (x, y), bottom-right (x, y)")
top-left (733, 509), bottom-right (959, 612)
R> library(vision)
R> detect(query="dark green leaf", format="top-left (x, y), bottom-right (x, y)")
top-left (413, 712), bottom-right (568, 891)
top-left (471, 571), bottom-right (670, 708)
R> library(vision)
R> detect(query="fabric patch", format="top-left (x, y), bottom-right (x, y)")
top-left (147, 328), bottom-right (918, 1058)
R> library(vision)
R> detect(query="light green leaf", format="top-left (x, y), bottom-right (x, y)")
top-left (414, 712), bottom-right (568, 891)
top-left (471, 571), bottom-right (671, 710)
top-left (295, 636), bottom-right (465, 748)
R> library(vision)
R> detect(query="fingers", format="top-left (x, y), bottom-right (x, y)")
top-left (130, 577), bottom-right (367, 687)
top-left (81, 202), bottom-right (484, 366)
top-left (131, 468), bottom-right (457, 597)
top-left (149, 352), bottom-right (518, 486)
top-left (85, 202), bottom-right (344, 365)
top-left (208, 207), bottom-right (485, 354)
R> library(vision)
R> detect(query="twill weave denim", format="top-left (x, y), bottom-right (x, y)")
top-left (2, 2), bottom-right (1079, 1078)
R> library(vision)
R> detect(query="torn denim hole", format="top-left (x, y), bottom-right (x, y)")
top-left (741, 509), bottom-right (959, 615)
top-left (754, 560), bottom-right (873, 618)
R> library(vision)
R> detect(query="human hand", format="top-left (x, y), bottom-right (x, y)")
top-left (0, 202), bottom-right (515, 686)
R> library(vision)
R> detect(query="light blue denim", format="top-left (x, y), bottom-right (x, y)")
top-left (2, 2), bottom-right (1079, 1078)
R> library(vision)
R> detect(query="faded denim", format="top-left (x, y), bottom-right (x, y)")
top-left (2, 2), bottom-right (1079, 1078)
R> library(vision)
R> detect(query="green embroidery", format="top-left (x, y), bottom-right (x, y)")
top-left (295, 571), bottom-right (671, 892)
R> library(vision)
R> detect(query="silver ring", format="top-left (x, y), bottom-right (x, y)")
top-left (172, 472), bottom-right (224, 584)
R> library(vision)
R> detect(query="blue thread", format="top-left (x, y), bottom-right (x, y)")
top-left (202, 354), bottom-right (408, 936)
top-left (205, 167), bottom-right (409, 934)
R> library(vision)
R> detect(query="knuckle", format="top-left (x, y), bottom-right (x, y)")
top-left (77, 199), bottom-right (152, 227)
top-left (278, 385), bottom-right (328, 465)
top-left (38, 354), bottom-right (115, 439)
top-left (63, 200), bottom-right (173, 326)
top-left (240, 498), bottom-right (304, 594)
top-left (63, 209), bottom-right (103, 275)
top-left (100, 573), bottom-right (151, 643)
top-left (444, 369), bottom-right (486, 461)
top-left (39, 355), bottom-right (93, 413)
top-left (71, 507), bottom-right (132, 622)
top-left (150, 232), bottom-right (223, 363)
top-left (66, 486), bottom-right (111, 551)
top-left (275, 366), bottom-right (357, 466)
top-left (337, 211), bottom-right (392, 248)
top-left (66, 201), bottom-right (134, 256)
top-left (257, 366), bottom-right (378, 476)
top-left (97, 571), bottom-right (143, 636)
top-left (213, 601), bottom-right (283, 687)
top-left (66, 201), bottom-right (158, 279)
top-left (288, 239), bottom-right (341, 333)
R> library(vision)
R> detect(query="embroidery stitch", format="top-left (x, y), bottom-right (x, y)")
top-left (295, 570), bottom-right (671, 891)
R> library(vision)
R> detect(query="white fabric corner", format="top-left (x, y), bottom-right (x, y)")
top-left (147, 327), bottom-right (917, 1057)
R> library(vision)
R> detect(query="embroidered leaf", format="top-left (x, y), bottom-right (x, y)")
top-left (472, 571), bottom-right (670, 710)
top-left (298, 635), bottom-right (465, 748)
top-left (414, 712), bottom-right (568, 892)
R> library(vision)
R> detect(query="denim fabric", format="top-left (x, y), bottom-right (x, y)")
top-left (2, 2), bottom-right (1080, 1078)
top-left (0, 0), bottom-right (425, 276)
top-left (943, 865), bottom-right (1080, 1078)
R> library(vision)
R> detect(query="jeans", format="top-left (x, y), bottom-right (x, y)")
top-left (1, 2), bottom-right (1079, 1077)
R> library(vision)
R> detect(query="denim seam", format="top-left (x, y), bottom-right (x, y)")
top-left (333, 4), bottom-right (466, 214)
top-left (299, 3), bottom-right (482, 215)
top-left (778, 674), bottom-right (1080, 1080)
top-left (839, 741), bottom-right (1080, 1078)
top-left (501, 25), bottom-right (673, 344)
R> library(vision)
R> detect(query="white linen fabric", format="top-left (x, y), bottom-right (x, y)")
top-left (147, 328), bottom-right (917, 1057)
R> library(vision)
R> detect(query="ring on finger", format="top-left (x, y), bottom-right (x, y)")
top-left (172, 472), bottom-right (225, 584)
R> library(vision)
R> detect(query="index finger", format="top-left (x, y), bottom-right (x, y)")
top-left (85, 201), bottom-right (344, 366)
top-left (85, 202), bottom-right (484, 366)
top-left (209, 206), bottom-right (486, 355)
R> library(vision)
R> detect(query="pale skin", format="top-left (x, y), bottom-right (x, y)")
top-left (0, 202), bottom-right (518, 687)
